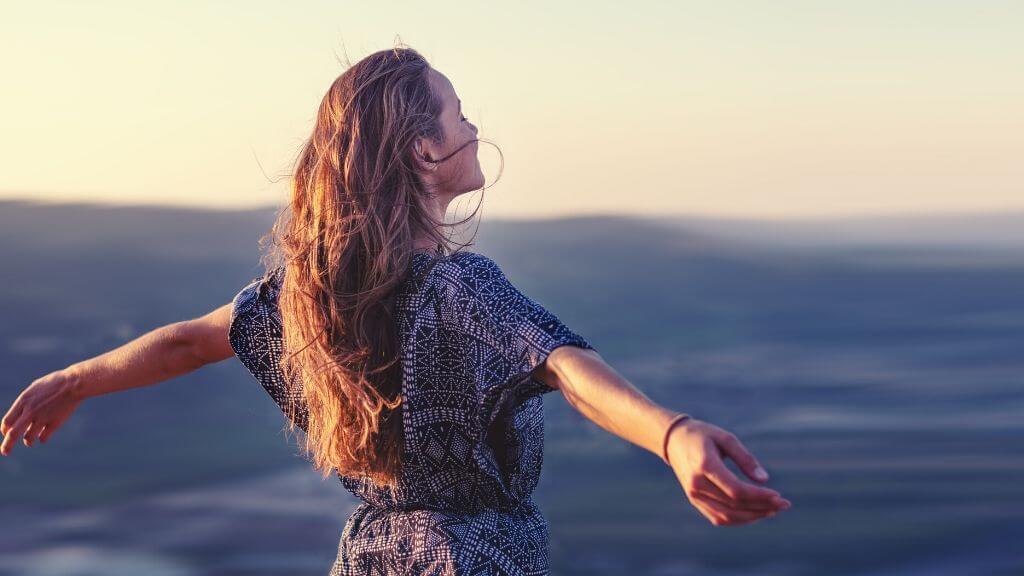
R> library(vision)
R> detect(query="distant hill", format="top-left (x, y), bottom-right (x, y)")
top-left (5, 198), bottom-right (1024, 255)
top-left (651, 211), bottom-right (1024, 249)
top-left (1, 198), bottom-right (1022, 491)
top-left (1, 199), bottom-right (1022, 575)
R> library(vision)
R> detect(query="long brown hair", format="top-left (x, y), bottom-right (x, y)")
top-left (256, 44), bottom-right (499, 489)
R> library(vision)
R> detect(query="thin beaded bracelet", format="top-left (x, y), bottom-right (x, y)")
top-left (661, 413), bottom-right (692, 467)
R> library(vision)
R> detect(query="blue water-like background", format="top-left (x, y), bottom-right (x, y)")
top-left (1, 200), bottom-right (1021, 575)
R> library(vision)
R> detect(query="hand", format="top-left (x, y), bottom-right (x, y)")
top-left (666, 418), bottom-right (792, 526)
top-left (1, 368), bottom-right (84, 456)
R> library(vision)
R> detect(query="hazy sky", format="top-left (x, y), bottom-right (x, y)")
top-left (2, 1), bottom-right (1021, 218)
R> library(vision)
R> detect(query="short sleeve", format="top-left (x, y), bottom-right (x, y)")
top-left (228, 267), bottom-right (309, 432)
top-left (444, 254), bottom-right (596, 400)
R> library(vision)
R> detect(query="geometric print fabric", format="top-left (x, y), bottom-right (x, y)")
top-left (229, 250), bottom-right (596, 575)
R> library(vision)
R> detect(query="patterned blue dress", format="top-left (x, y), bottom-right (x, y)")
top-left (228, 250), bottom-right (597, 575)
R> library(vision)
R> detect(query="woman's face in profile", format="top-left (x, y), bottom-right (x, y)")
top-left (422, 68), bottom-right (484, 197)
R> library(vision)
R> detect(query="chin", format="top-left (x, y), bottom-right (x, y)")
top-left (456, 179), bottom-right (483, 195)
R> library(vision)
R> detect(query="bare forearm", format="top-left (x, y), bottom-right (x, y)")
top-left (65, 322), bottom-right (204, 400)
top-left (548, 346), bottom-right (684, 461)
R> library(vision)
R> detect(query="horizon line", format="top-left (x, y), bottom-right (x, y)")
top-left (2, 194), bottom-right (1024, 224)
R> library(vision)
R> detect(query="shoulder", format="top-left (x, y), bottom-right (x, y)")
top-left (230, 265), bottom-right (285, 323)
top-left (457, 252), bottom-right (501, 274)
top-left (432, 251), bottom-right (495, 271)
top-left (228, 266), bottom-right (286, 361)
top-left (432, 252), bottom-right (509, 293)
top-left (416, 251), bottom-right (497, 282)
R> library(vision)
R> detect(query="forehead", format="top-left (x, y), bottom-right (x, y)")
top-left (428, 68), bottom-right (458, 106)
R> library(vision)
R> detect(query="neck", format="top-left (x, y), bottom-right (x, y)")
top-left (412, 237), bottom-right (443, 252)
top-left (412, 200), bottom-right (450, 253)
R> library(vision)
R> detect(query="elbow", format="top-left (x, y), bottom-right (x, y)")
top-left (176, 303), bottom-right (237, 367)
top-left (163, 321), bottom-right (209, 373)
top-left (544, 344), bottom-right (600, 400)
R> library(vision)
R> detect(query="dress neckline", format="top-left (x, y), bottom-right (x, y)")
top-left (412, 249), bottom-right (443, 260)
top-left (411, 249), bottom-right (476, 262)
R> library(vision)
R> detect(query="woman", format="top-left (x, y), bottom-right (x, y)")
top-left (1, 45), bottom-right (791, 574)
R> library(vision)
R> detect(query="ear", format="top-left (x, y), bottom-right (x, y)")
top-left (412, 136), bottom-right (439, 172)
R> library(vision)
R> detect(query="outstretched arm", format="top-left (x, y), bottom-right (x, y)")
top-left (535, 345), bottom-right (792, 527)
top-left (67, 301), bottom-right (235, 400)
top-left (1, 302), bottom-right (235, 456)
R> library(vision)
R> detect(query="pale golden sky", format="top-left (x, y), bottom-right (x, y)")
top-left (2, 1), bottom-right (1021, 218)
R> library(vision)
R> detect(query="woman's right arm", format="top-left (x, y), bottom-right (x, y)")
top-left (67, 302), bottom-right (236, 400)
top-left (538, 345), bottom-right (792, 527)
top-left (0, 302), bottom-right (236, 456)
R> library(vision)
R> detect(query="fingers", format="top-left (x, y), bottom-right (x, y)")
top-left (1, 401), bottom-right (24, 437)
top-left (693, 494), bottom-right (778, 527)
top-left (21, 422), bottom-right (34, 447)
top-left (24, 421), bottom-right (43, 447)
top-left (702, 448), bottom-right (782, 508)
top-left (672, 424), bottom-right (792, 525)
top-left (25, 418), bottom-right (64, 447)
top-left (1, 413), bottom-right (32, 456)
top-left (690, 476), bottom-right (781, 512)
top-left (717, 432), bottom-right (770, 483)
top-left (39, 423), bottom-right (56, 443)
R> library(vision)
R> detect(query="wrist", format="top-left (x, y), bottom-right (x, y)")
top-left (660, 412), bottom-right (692, 466)
top-left (62, 363), bottom-right (90, 401)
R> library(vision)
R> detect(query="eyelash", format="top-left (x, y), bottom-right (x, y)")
top-left (460, 115), bottom-right (468, 122)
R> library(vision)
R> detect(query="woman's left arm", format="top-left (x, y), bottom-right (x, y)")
top-left (537, 345), bottom-right (791, 526)
top-left (1, 302), bottom-right (235, 456)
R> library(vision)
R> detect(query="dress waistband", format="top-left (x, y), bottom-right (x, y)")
top-left (351, 497), bottom-right (540, 518)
